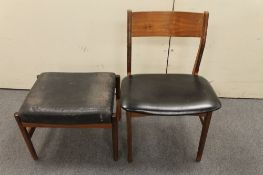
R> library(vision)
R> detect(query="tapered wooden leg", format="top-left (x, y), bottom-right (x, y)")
top-left (115, 75), bottom-right (121, 121)
top-left (116, 100), bottom-right (122, 121)
top-left (14, 113), bottom-right (38, 160)
top-left (112, 116), bottom-right (118, 161)
top-left (28, 127), bottom-right (36, 138)
top-left (198, 115), bottom-right (204, 125)
top-left (126, 112), bottom-right (133, 162)
top-left (196, 112), bottom-right (212, 162)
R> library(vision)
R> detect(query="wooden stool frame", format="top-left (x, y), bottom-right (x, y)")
top-left (14, 75), bottom-right (121, 161)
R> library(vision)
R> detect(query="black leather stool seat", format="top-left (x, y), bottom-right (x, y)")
top-left (121, 74), bottom-right (221, 115)
top-left (19, 72), bottom-right (116, 124)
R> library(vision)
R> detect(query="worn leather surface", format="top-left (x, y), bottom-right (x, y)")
top-left (19, 72), bottom-right (116, 124)
top-left (121, 74), bottom-right (221, 115)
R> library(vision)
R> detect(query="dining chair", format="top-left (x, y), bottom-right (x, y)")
top-left (121, 10), bottom-right (221, 162)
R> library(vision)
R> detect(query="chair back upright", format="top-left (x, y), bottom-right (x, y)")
top-left (127, 10), bottom-right (209, 76)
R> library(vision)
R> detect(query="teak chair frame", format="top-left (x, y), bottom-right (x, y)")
top-left (14, 75), bottom-right (121, 161)
top-left (125, 10), bottom-right (211, 162)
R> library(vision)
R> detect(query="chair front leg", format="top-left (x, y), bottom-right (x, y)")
top-left (14, 113), bottom-right (38, 160)
top-left (196, 112), bottom-right (212, 162)
top-left (126, 112), bottom-right (133, 162)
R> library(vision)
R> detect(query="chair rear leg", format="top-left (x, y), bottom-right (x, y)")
top-left (196, 112), bottom-right (212, 162)
top-left (126, 112), bottom-right (133, 162)
top-left (112, 116), bottom-right (118, 161)
top-left (14, 113), bottom-right (38, 160)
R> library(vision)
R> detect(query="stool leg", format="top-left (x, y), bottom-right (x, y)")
top-left (112, 116), bottom-right (118, 161)
top-left (116, 99), bottom-right (122, 121)
top-left (127, 112), bottom-right (133, 162)
top-left (28, 127), bottom-right (36, 138)
top-left (14, 113), bottom-right (38, 160)
top-left (196, 112), bottom-right (212, 162)
top-left (115, 75), bottom-right (121, 121)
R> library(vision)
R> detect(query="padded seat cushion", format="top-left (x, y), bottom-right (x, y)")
top-left (121, 74), bottom-right (221, 115)
top-left (19, 72), bottom-right (116, 124)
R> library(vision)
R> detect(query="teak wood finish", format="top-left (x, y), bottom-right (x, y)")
top-left (14, 75), bottom-right (121, 161)
top-left (126, 10), bottom-right (211, 162)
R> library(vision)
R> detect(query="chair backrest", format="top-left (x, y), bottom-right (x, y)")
top-left (127, 10), bottom-right (209, 75)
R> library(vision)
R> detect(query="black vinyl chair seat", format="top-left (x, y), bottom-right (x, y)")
top-left (19, 72), bottom-right (116, 124)
top-left (121, 74), bottom-right (221, 115)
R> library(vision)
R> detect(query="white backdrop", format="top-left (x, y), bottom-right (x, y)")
top-left (0, 0), bottom-right (263, 98)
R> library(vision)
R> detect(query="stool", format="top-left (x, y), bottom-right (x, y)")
top-left (14, 72), bottom-right (120, 161)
